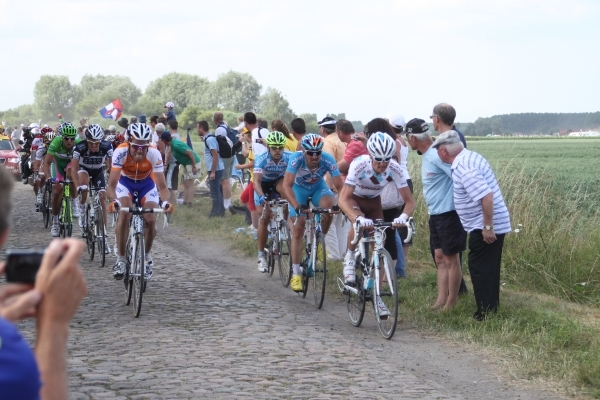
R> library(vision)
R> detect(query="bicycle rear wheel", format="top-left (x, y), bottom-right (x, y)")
top-left (96, 207), bottom-right (106, 268)
top-left (374, 249), bottom-right (398, 340)
top-left (133, 233), bottom-right (145, 317)
top-left (64, 197), bottom-right (73, 238)
top-left (124, 237), bottom-right (133, 305)
top-left (266, 241), bottom-right (275, 277)
top-left (313, 233), bottom-right (327, 309)
top-left (277, 222), bottom-right (292, 287)
top-left (346, 255), bottom-right (366, 327)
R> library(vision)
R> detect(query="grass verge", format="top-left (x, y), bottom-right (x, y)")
top-left (172, 198), bottom-right (600, 399)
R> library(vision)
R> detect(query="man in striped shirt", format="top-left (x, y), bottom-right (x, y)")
top-left (433, 130), bottom-right (511, 320)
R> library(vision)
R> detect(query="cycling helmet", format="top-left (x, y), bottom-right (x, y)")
top-left (62, 124), bottom-right (77, 138)
top-left (57, 122), bottom-right (73, 135)
top-left (85, 124), bottom-right (104, 141)
top-left (31, 127), bottom-right (42, 136)
top-left (105, 135), bottom-right (116, 142)
top-left (266, 131), bottom-right (287, 147)
top-left (29, 123), bottom-right (40, 129)
top-left (300, 133), bottom-right (324, 152)
top-left (164, 101), bottom-right (174, 109)
top-left (41, 126), bottom-right (53, 135)
top-left (43, 131), bottom-right (56, 145)
top-left (366, 132), bottom-right (396, 160)
top-left (115, 133), bottom-right (125, 143)
top-left (127, 123), bottom-right (152, 141)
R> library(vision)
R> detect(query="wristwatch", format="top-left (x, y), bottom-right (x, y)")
top-left (484, 225), bottom-right (494, 231)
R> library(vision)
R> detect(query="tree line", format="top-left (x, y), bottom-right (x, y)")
top-left (0, 72), bottom-right (363, 133)
top-left (462, 112), bottom-right (600, 136)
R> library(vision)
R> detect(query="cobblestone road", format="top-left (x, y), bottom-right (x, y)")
top-left (5, 185), bottom-right (564, 399)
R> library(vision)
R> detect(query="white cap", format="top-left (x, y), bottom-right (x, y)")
top-left (388, 114), bottom-right (405, 129)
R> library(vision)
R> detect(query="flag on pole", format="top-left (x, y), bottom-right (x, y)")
top-left (186, 128), bottom-right (194, 150)
top-left (99, 99), bottom-right (123, 121)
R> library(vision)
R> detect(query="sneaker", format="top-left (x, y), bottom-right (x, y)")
top-left (291, 274), bottom-right (303, 292)
top-left (104, 238), bottom-right (111, 254)
top-left (36, 192), bottom-right (43, 205)
top-left (112, 261), bottom-right (126, 280)
top-left (72, 202), bottom-right (81, 218)
top-left (50, 223), bottom-right (60, 237)
top-left (258, 257), bottom-right (268, 273)
top-left (376, 296), bottom-right (391, 317)
top-left (78, 214), bottom-right (86, 229)
top-left (343, 258), bottom-right (356, 284)
top-left (145, 261), bottom-right (153, 281)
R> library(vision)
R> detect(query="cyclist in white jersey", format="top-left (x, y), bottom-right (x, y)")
top-left (338, 132), bottom-right (416, 316)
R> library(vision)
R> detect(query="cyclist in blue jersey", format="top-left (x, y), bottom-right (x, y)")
top-left (282, 133), bottom-right (344, 292)
top-left (254, 131), bottom-right (293, 272)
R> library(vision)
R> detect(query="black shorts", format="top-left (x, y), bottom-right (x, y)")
top-left (261, 178), bottom-right (282, 201)
top-left (79, 167), bottom-right (106, 190)
top-left (429, 210), bottom-right (466, 255)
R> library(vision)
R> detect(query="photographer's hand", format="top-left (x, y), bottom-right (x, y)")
top-left (0, 263), bottom-right (41, 322)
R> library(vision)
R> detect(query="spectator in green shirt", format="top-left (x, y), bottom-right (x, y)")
top-left (160, 132), bottom-right (201, 206)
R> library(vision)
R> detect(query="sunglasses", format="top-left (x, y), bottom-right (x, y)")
top-left (373, 156), bottom-right (392, 163)
top-left (63, 137), bottom-right (75, 142)
top-left (306, 150), bottom-right (322, 157)
top-left (130, 143), bottom-right (149, 151)
top-left (88, 140), bottom-right (100, 145)
top-left (270, 146), bottom-right (284, 151)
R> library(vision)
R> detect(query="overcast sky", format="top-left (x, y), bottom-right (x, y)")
top-left (1, 0), bottom-right (598, 123)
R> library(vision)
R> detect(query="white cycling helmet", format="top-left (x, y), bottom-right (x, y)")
top-left (31, 127), bottom-right (42, 135)
top-left (85, 124), bottom-right (104, 141)
top-left (127, 123), bottom-right (152, 141)
top-left (29, 123), bottom-right (40, 129)
top-left (164, 101), bottom-right (174, 109)
top-left (367, 132), bottom-right (396, 160)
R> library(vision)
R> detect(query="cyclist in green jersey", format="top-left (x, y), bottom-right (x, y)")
top-left (42, 124), bottom-right (82, 237)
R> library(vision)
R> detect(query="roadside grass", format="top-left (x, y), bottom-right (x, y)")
top-left (172, 199), bottom-right (600, 398)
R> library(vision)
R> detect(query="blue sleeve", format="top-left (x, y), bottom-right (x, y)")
top-left (435, 156), bottom-right (453, 178)
top-left (322, 152), bottom-right (341, 177)
top-left (205, 136), bottom-right (218, 152)
top-left (254, 152), bottom-right (267, 169)
top-left (286, 152), bottom-right (302, 174)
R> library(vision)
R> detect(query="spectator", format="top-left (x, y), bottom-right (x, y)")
top-left (163, 102), bottom-right (176, 123)
top-left (164, 121), bottom-right (181, 205)
top-left (213, 112), bottom-right (235, 212)
top-left (138, 114), bottom-right (147, 124)
top-left (319, 116), bottom-right (348, 261)
top-left (336, 119), bottom-right (368, 177)
top-left (431, 103), bottom-right (467, 147)
top-left (406, 119), bottom-right (466, 310)
top-left (271, 119), bottom-right (297, 152)
top-left (236, 129), bottom-right (258, 232)
top-left (0, 165), bottom-right (88, 399)
top-left (79, 117), bottom-right (88, 128)
top-left (108, 125), bottom-right (117, 134)
top-left (11, 125), bottom-right (21, 148)
top-left (129, 116), bottom-right (138, 125)
top-left (433, 130), bottom-right (511, 320)
top-left (155, 123), bottom-right (167, 163)
top-left (149, 116), bottom-right (159, 146)
top-left (389, 114), bottom-right (412, 276)
top-left (160, 132), bottom-right (201, 206)
top-left (197, 121), bottom-right (225, 217)
top-left (76, 126), bottom-right (85, 140)
top-left (244, 112), bottom-right (268, 157)
top-left (117, 117), bottom-right (129, 136)
top-left (290, 118), bottom-right (307, 151)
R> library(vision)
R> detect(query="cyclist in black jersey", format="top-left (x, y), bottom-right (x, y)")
top-left (71, 125), bottom-right (113, 250)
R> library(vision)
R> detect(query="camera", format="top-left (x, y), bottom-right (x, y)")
top-left (4, 249), bottom-right (45, 283)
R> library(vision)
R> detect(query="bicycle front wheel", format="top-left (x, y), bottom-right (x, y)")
top-left (313, 233), bottom-right (327, 309)
top-left (96, 208), bottom-right (106, 268)
top-left (64, 197), bottom-right (73, 238)
top-left (375, 249), bottom-right (398, 340)
top-left (266, 241), bottom-right (275, 277)
top-left (42, 185), bottom-right (51, 228)
top-left (346, 255), bottom-right (366, 327)
top-left (86, 204), bottom-right (95, 260)
top-left (277, 222), bottom-right (292, 287)
top-left (124, 237), bottom-right (133, 306)
top-left (133, 233), bottom-right (145, 317)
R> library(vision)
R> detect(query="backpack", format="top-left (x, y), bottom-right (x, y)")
top-left (206, 133), bottom-right (234, 158)
top-left (218, 123), bottom-right (244, 155)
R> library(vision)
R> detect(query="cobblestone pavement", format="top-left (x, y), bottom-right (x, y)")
top-left (5, 185), bottom-right (564, 400)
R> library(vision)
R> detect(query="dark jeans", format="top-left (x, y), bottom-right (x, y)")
top-left (208, 170), bottom-right (225, 217)
top-left (468, 230), bottom-right (506, 314)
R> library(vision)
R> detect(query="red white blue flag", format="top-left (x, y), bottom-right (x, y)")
top-left (99, 99), bottom-right (123, 120)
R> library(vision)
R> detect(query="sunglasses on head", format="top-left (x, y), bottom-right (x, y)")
top-left (306, 150), bottom-right (322, 157)
top-left (373, 156), bottom-right (392, 163)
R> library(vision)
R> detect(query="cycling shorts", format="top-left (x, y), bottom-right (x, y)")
top-left (51, 161), bottom-right (72, 181)
top-left (288, 180), bottom-right (334, 218)
top-left (79, 166), bottom-right (106, 191)
top-left (116, 176), bottom-right (159, 206)
top-left (254, 178), bottom-right (282, 204)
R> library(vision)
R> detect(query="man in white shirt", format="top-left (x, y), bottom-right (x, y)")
top-left (244, 112), bottom-right (268, 157)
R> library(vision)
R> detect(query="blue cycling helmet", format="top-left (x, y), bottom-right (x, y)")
top-left (300, 133), bottom-right (324, 152)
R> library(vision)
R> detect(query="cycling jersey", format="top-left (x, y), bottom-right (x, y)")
top-left (345, 155), bottom-right (407, 198)
top-left (73, 140), bottom-right (113, 170)
top-left (253, 150), bottom-right (293, 182)
top-left (286, 151), bottom-right (340, 190)
top-left (31, 137), bottom-right (43, 152)
top-left (47, 136), bottom-right (82, 170)
top-left (111, 143), bottom-right (163, 182)
top-left (35, 145), bottom-right (47, 161)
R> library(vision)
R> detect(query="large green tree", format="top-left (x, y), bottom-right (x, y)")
top-left (144, 72), bottom-right (210, 110)
top-left (34, 75), bottom-right (77, 120)
top-left (258, 87), bottom-right (296, 126)
top-left (207, 71), bottom-right (261, 112)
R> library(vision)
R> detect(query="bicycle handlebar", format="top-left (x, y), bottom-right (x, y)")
top-left (350, 218), bottom-right (415, 246)
top-left (119, 207), bottom-right (165, 213)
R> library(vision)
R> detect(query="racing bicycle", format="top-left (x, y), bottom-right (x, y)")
top-left (82, 185), bottom-right (108, 267)
top-left (260, 199), bottom-right (292, 285)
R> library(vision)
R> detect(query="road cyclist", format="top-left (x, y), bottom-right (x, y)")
top-left (42, 123), bottom-right (82, 237)
top-left (281, 133), bottom-right (344, 293)
top-left (107, 122), bottom-right (172, 282)
top-left (253, 131), bottom-right (293, 273)
top-left (338, 132), bottom-right (416, 318)
top-left (71, 124), bottom-right (113, 254)
top-left (32, 126), bottom-right (55, 212)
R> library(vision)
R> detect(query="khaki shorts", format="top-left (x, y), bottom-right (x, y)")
top-left (184, 164), bottom-right (202, 180)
